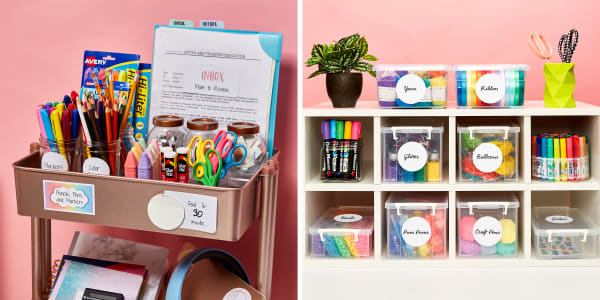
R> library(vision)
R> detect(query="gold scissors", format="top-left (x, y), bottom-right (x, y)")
top-left (187, 136), bottom-right (215, 178)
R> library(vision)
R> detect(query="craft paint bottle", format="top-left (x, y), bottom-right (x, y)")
top-left (427, 151), bottom-right (441, 182)
top-left (176, 147), bottom-right (189, 183)
top-left (386, 153), bottom-right (398, 182)
top-left (164, 150), bottom-right (176, 182)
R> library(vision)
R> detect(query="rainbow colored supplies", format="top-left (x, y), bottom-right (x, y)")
top-left (321, 120), bottom-right (361, 181)
top-left (385, 193), bottom-right (447, 258)
top-left (458, 126), bottom-right (520, 182)
top-left (532, 133), bottom-right (589, 181)
top-left (458, 193), bottom-right (520, 257)
top-left (133, 63), bottom-right (152, 140)
top-left (309, 206), bottom-right (373, 258)
top-left (382, 126), bottom-right (443, 183)
top-left (454, 65), bottom-right (529, 108)
top-left (373, 65), bottom-right (448, 108)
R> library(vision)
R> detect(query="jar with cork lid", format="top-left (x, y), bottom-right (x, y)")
top-left (219, 122), bottom-right (267, 186)
top-left (147, 115), bottom-right (186, 150)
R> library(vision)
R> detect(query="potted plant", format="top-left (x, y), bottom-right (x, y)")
top-left (305, 33), bottom-right (378, 108)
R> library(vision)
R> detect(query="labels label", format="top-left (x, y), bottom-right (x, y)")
top-left (395, 74), bottom-right (426, 104)
top-left (41, 152), bottom-right (68, 171)
top-left (475, 73), bottom-right (505, 104)
top-left (472, 143), bottom-right (503, 173)
top-left (397, 141), bottom-right (428, 172)
top-left (83, 157), bottom-right (111, 175)
top-left (545, 215), bottom-right (574, 224)
top-left (43, 180), bottom-right (95, 215)
top-left (401, 217), bottom-right (432, 247)
top-left (164, 191), bottom-right (218, 233)
top-left (473, 216), bottom-right (502, 246)
top-left (334, 214), bottom-right (362, 223)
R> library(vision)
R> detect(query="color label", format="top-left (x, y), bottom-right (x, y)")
top-left (475, 73), bottom-right (505, 104)
top-left (473, 216), bottom-right (502, 246)
top-left (473, 143), bottom-right (503, 173)
top-left (401, 217), bottom-right (432, 247)
top-left (164, 191), bottom-right (217, 233)
top-left (395, 74), bottom-right (426, 104)
top-left (397, 141), bottom-right (428, 172)
top-left (82, 157), bottom-right (110, 175)
top-left (41, 152), bottom-right (68, 171)
top-left (334, 214), bottom-right (362, 223)
top-left (43, 180), bottom-right (95, 215)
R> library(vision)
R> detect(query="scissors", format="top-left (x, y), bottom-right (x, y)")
top-left (187, 136), bottom-right (215, 178)
top-left (210, 130), bottom-right (247, 178)
top-left (558, 29), bottom-right (578, 63)
top-left (193, 149), bottom-right (222, 186)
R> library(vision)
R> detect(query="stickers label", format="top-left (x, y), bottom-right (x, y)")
top-left (473, 216), bottom-right (502, 246)
top-left (475, 73), bottom-right (505, 104)
top-left (473, 143), bottom-right (503, 173)
top-left (397, 141), bottom-right (428, 172)
top-left (41, 152), bottom-right (68, 171)
top-left (43, 180), bottom-right (95, 215)
top-left (164, 191), bottom-right (217, 233)
top-left (83, 157), bottom-right (111, 175)
top-left (223, 288), bottom-right (251, 300)
top-left (545, 215), bottom-right (574, 224)
top-left (401, 217), bottom-right (432, 247)
top-left (395, 74), bottom-right (426, 104)
top-left (334, 214), bottom-right (362, 223)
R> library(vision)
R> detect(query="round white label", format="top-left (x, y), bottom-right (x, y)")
top-left (334, 214), bottom-right (362, 223)
top-left (472, 143), bottom-right (503, 173)
top-left (83, 157), bottom-right (111, 175)
top-left (401, 217), bottom-right (432, 247)
top-left (397, 142), bottom-right (428, 172)
top-left (41, 152), bottom-right (68, 171)
top-left (545, 215), bottom-right (574, 224)
top-left (223, 288), bottom-right (251, 300)
top-left (475, 73), bottom-right (505, 104)
top-left (395, 74), bottom-right (426, 104)
top-left (473, 216), bottom-right (503, 246)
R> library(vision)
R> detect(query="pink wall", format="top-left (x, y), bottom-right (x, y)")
top-left (303, 0), bottom-right (600, 107)
top-left (0, 1), bottom-right (296, 299)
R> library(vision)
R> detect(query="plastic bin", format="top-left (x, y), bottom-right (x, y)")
top-left (382, 126), bottom-right (444, 183)
top-left (457, 193), bottom-right (520, 257)
top-left (309, 206), bottom-right (374, 258)
top-left (532, 135), bottom-right (590, 182)
top-left (533, 207), bottom-right (598, 259)
top-left (458, 126), bottom-right (520, 182)
top-left (385, 193), bottom-right (448, 258)
top-left (454, 65), bottom-right (529, 108)
top-left (373, 65), bottom-right (449, 108)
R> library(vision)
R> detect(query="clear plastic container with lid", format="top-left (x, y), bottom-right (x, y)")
top-left (457, 193), bottom-right (520, 257)
top-left (385, 192), bottom-right (448, 258)
top-left (309, 206), bottom-right (374, 258)
top-left (373, 64), bottom-right (449, 108)
top-left (454, 64), bottom-right (530, 108)
top-left (458, 126), bottom-right (520, 182)
top-left (147, 115), bottom-right (186, 150)
top-left (533, 207), bottom-right (598, 259)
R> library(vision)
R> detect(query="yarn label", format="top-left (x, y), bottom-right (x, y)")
top-left (397, 142), bottom-right (428, 172)
top-left (334, 214), bottom-right (362, 223)
top-left (401, 217), bottom-right (432, 247)
top-left (41, 152), bottom-right (69, 171)
top-left (43, 180), bottom-right (95, 215)
top-left (223, 288), bottom-right (251, 300)
top-left (476, 73), bottom-right (505, 104)
top-left (83, 157), bottom-right (111, 175)
top-left (545, 215), bottom-right (574, 224)
top-left (473, 143), bottom-right (503, 173)
top-left (473, 216), bottom-right (502, 246)
top-left (395, 74), bottom-right (426, 104)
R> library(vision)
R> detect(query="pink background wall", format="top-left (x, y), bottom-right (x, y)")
top-left (303, 0), bottom-right (600, 107)
top-left (0, 1), bottom-right (296, 299)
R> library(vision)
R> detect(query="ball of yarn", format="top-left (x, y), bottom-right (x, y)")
top-left (460, 216), bottom-right (477, 242)
top-left (499, 219), bottom-right (517, 244)
top-left (497, 242), bottom-right (516, 256)
top-left (480, 245), bottom-right (497, 256)
top-left (459, 238), bottom-right (480, 256)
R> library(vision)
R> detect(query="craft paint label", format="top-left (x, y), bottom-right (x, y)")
top-left (473, 143), bottom-right (503, 173)
top-left (401, 216), bottom-right (432, 247)
top-left (223, 288), bottom-right (251, 300)
top-left (43, 180), bottom-right (95, 215)
top-left (473, 216), bottom-right (502, 246)
top-left (395, 74), bottom-right (426, 104)
top-left (334, 214), bottom-right (362, 223)
top-left (545, 215), bottom-right (574, 224)
top-left (82, 157), bottom-right (110, 175)
top-left (475, 73), bottom-right (505, 104)
top-left (397, 141), bottom-right (428, 172)
top-left (177, 153), bottom-right (188, 183)
top-left (165, 156), bottom-right (176, 181)
top-left (41, 152), bottom-right (68, 171)
top-left (164, 190), bottom-right (217, 233)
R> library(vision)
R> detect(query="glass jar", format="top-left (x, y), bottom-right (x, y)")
top-left (225, 122), bottom-right (267, 181)
top-left (147, 115), bottom-right (186, 150)
top-left (83, 139), bottom-right (121, 176)
top-left (184, 118), bottom-right (219, 177)
top-left (120, 124), bottom-right (136, 153)
top-left (39, 136), bottom-right (84, 172)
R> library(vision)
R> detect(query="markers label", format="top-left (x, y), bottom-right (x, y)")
top-left (83, 157), bottom-right (110, 175)
top-left (473, 143), bottom-right (503, 173)
top-left (334, 214), bottom-right (362, 223)
top-left (395, 74), bottom-right (426, 104)
top-left (473, 216), bottom-right (502, 246)
top-left (41, 152), bottom-right (68, 171)
top-left (43, 180), bottom-right (95, 215)
top-left (164, 191), bottom-right (217, 233)
top-left (397, 141), bottom-right (428, 172)
top-left (545, 215), bottom-right (574, 224)
top-left (475, 73), bottom-right (505, 104)
top-left (401, 217), bottom-right (432, 247)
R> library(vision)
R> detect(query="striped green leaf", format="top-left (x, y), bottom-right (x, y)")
top-left (311, 44), bottom-right (326, 59)
top-left (307, 70), bottom-right (328, 78)
top-left (363, 54), bottom-right (378, 61)
top-left (305, 56), bottom-right (321, 66)
top-left (358, 36), bottom-right (368, 57)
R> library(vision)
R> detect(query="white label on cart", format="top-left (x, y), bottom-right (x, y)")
top-left (473, 216), bottom-right (502, 246)
top-left (545, 215), bottom-right (574, 224)
top-left (223, 288), bottom-right (251, 300)
top-left (473, 143), bottom-right (503, 173)
top-left (164, 191), bottom-right (217, 233)
top-left (401, 217), bottom-right (432, 247)
top-left (83, 157), bottom-right (110, 175)
top-left (397, 142), bottom-right (428, 172)
top-left (395, 74), bottom-right (426, 104)
top-left (475, 73), bottom-right (505, 104)
top-left (334, 214), bottom-right (362, 223)
top-left (41, 152), bottom-right (68, 171)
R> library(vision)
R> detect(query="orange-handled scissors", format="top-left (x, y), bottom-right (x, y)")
top-left (187, 136), bottom-right (215, 179)
top-left (528, 32), bottom-right (553, 62)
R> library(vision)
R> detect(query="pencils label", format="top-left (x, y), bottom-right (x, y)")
top-left (397, 142), bottom-right (428, 172)
top-left (43, 180), bottom-right (95, 215)
top-left (83, 158), bottom-right (110, 175)
top-left (395, 74), bottom-right (426, 104)
top-left (41, 152), bottom-right (68, 171)
top-left (545, 215), bottom-right (574, 224)
top-left (475, 74), bottom-right (505, 104)
top-left (164, 191), bottom-right (217, 233)
top-left (473, 216), bottom-right (502, 247)
top-left (473, 143), bottom-right (503, 173)
top-left (401, 217), bottom-right (432, 247)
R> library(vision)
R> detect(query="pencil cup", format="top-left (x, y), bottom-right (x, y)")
top-left (84, 140), bottom-right (121, 176)
top-left (39, 136), bottom-right (84, 172)
top-left (320, 139), bottom-right (361, 181)
top-left (543, 63), bottom-right (576, 108)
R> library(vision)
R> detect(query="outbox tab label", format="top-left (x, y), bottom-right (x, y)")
top-left (43, 180), bottom-right (95, 215)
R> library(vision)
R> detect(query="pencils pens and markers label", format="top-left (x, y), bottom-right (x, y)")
top-left (473, 216), bottom-right (502, 246)
top-left (472, 143), bottom-right (503, 173)
top-left (334, 214), bottom-right (362, 223)
top-left (475, 73), bottom-right (505, 104)
top-left (397, 142), bottom-right (428, 172)
top-left (395, 74), bottom-right (426, 104)
top-left (164, 191), bottom-right (217, 233)
top-left (545, 215), bottom-right (574, 224)
top-left (41, 152), bottom-right (68, 171)
top-left (83, 157), bottom-right (110, 175)
top-left (43, 180), bottom-right (95, 215)
top-left (401, 217), bottom-right (432, 247)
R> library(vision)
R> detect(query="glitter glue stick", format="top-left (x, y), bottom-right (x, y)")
top-left (176, 147), bottom-right (189, 183)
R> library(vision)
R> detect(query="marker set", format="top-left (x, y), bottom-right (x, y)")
top-left (320, 120), bottom-right (361, 181)
top-left (532, 133), bottom-right (589, 181)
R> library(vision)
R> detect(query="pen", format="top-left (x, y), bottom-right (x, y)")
top-left (343, 121), bottom-right (352, 178)
top-left (40, 109), bottom-right (57, 152)
top-left (350, 121), bottom-right (361, 179)
top-left (36, 107), bottom-right (47, 140)
top-left (553, 137), bottom-right (560, 182)
top-left (535, 136), bottom-right (542, 179)
top-left (541, 137), bottom-right (547, 180)
top-left (336, 120), bottom-right (344, 177)
top-left (566, 136), bottom-right (574, 181)
top-left (546, 137), bottom-right (554, 180)
top-left (330, 120), bottom-right (337, 176)
top-left (321, 121), bottom-right (332, 179)
top-left (560, 137), bottom-right (567, 181)
top-left (50, 109), bottom-right (67, 160)
top-left (573, 135), bottom-right (580, 180)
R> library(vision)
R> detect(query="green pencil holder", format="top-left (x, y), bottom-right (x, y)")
top-left (543, 63), bottom-right (576, 108)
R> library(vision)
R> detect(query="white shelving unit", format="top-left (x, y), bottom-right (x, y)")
top-left (299, 101), bottom-right (600, 300)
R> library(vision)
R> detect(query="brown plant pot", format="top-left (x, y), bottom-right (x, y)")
top-left (326, 72), bottom-right (363, 108)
